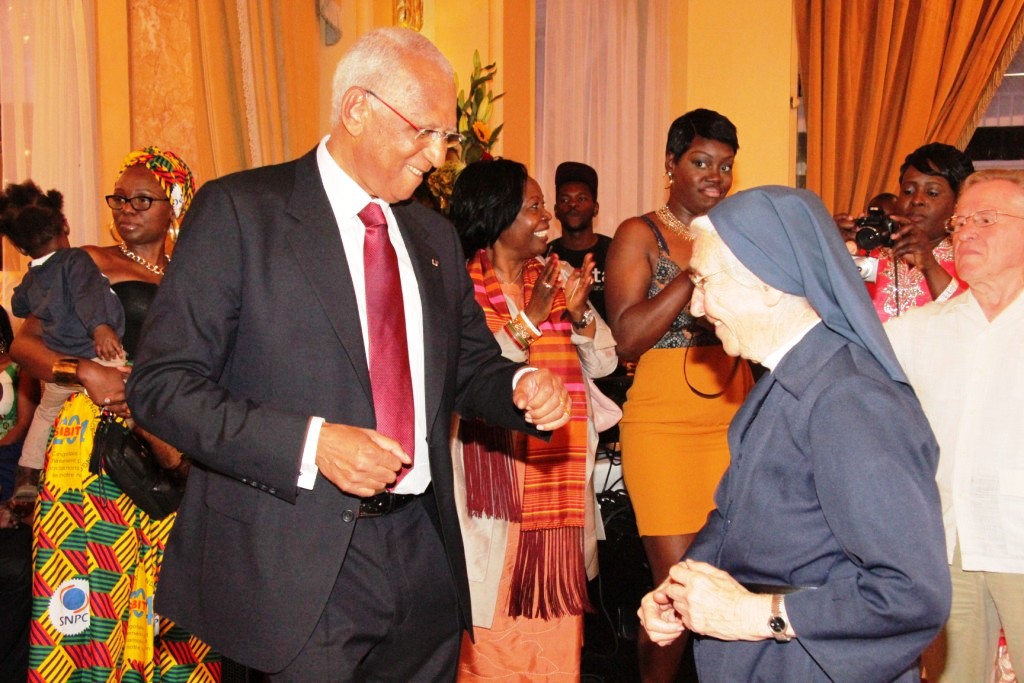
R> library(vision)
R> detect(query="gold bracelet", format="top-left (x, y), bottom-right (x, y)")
top-left (504, 320), bottom-right (530, 349)
top-left (507, 313), bottom-right (540, 349)
top-left (52, 358), bottom-right (82, 387)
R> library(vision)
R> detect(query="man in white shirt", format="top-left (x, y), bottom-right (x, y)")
top-left (128, 27), bottom-right (570, 682)
top-left (886, 169), bottom-right (1024, 682)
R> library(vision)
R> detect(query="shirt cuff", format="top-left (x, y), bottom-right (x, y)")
top-left (512, 366), bottom-right (538, 390)
top-left (297, 417), bottom-right (323, 490)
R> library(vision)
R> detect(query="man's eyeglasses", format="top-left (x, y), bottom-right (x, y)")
top-left (689, 266), bottom-right (734, 291)
top-left (105, 195), bottom-right (169, 211)
top-left (363, 89), bottom-right (464, 149)
top-left (945, 210), bottom-right (1024, 234)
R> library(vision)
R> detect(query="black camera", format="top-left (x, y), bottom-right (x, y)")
top-left (854, 207), bottom-right (897, 251)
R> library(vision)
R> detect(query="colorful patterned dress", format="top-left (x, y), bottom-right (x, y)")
top-left (28, 281), bottom-right (218, 683)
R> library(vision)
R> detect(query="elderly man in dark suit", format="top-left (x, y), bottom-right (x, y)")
top-left (638, 187), bottom-right (950, 682)
top-left (127, 27), bottom-right (570, 682)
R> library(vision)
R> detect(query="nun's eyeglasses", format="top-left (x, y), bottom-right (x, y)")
top-left (689, 267), bottom-right (735, 291)
top-left (945, 210), bottom-right (1024, 234)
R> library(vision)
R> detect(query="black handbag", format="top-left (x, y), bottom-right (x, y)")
top-left (89, 410), bottom-right (185, 519)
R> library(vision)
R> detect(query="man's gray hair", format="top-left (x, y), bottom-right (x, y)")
top-left (961, 168), bottom-right (1024, 194)
top-left (330, 27), bottom-right (454, 125)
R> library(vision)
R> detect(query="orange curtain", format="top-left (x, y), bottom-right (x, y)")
top-left (128, 0), bottom-right (321, 186)
top-left (796, 0), bottom-right (1024, 214)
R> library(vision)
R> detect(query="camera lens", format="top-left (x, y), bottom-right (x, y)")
top-left (856, 226), bottom-right (888, 251)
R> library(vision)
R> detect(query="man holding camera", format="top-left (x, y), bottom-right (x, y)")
top-left (835, 143), bottom-right (973, 321)
top-left (886, 169), bottom-right (1024, 682)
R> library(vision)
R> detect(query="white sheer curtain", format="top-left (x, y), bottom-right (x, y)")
top-left (536, 0), bottom-right (669, 238)
top-left (0, 0), bottom-right (99, 307)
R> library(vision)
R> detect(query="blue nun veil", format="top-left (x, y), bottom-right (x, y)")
top-left (697, 185), bottom-right (908, 385)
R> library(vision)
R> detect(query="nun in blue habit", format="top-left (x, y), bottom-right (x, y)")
top-left (638, 186), bottom-right (950, 683)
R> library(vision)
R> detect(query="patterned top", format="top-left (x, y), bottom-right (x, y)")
top-left (0, 362), bottom-right (18, 438)
top-left (867, 238), bottom-right (964, 322)
top-left (639, 216), bottom-right (720, 349)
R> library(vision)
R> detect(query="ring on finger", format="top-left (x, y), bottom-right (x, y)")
top-left (543, 282), bottom-right (553, 289)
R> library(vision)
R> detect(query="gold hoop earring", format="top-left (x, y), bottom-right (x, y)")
top-left (664, 171), bottom-right (674, 190)
top-left (168, 219), bottom-right (180, 244)
top-left (108, 221), bottom-right (124, 245)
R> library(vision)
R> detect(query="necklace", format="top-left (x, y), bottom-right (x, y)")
top-left (495, 262), bottom-right (525, 285)
top-left (118, 242), bottom-right (169, 276)
top-left (656, 205), bottom-right (694, 240)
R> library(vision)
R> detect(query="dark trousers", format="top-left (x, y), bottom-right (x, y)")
top-left (269, 491), bottom-right (461, 683)
top-left (0, 523), bottom-right (31, 682)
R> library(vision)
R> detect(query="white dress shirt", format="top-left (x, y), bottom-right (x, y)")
top-left (886, 289), bottom-right (1024, 573)
top-left (297, 137), bottom-right (428, 494)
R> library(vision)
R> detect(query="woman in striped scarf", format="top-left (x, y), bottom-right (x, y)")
top-left (449, 159), bottom-right (618, 681)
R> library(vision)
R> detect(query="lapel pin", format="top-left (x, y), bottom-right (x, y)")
top-left (431, 259), bottom-right (439, 267)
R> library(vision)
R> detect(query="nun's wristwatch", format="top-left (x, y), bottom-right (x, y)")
top-left (768, 594), bottom-right (792, 642)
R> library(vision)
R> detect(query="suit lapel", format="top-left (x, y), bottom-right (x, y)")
top-left (393, 205), bottom-right (447, 433)
top-left (283, 150), bottom-right (373, 403)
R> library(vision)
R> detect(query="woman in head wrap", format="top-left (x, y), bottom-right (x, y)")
top-left (638, 186), bottom-right (949, 683)
top-left (12, 147), bottom-right (220, 682)
top-left (603, 109), bottom-right (754, 680)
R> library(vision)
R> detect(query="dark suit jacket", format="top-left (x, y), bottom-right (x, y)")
top-left (127, 149), bottom-right (535, 672)
top-left (686, 324), bottom-right (950, 683)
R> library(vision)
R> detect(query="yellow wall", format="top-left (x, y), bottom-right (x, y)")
top-left (672, 0), bottom-right (798, 190)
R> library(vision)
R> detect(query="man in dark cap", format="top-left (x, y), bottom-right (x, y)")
top-left (638, 186), bottom-right (950, 682)
top-left (549, 161), bottom-right (612, 321)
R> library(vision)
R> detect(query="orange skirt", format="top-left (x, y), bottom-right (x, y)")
top-left (620, 346), bottom-right (752, 536)
top-left (458, 521), bottom-right (583, 682)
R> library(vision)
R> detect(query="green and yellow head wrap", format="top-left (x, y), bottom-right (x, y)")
top-left (119, 146), bottom-right (195, 219)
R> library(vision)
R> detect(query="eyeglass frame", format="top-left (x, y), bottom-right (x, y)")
top-left (945, 209), bottom-right (1024, 235)
top-left (362, 89), bottom-right (464, 149)
top-left (688, 266), bottom-right (736, 291)
top-left (105, 194), bottom-right (170, 212)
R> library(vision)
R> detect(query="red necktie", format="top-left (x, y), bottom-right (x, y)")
top-left (358, 202), bottom-right (414, 482)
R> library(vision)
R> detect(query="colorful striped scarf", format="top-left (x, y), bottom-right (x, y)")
top-left (463, 249), bottom-right (590, 618)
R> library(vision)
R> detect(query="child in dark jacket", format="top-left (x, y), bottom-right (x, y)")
top-left (0, 181), bottom-right (125, 477)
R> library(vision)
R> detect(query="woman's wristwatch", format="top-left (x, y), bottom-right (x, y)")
top-left (571, 308), bottom-right (595, 331)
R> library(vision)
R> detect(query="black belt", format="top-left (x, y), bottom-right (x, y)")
top-left (741, 582), bottom-right (814, 595)
top-left (358, 487), bottom-right (428, 518)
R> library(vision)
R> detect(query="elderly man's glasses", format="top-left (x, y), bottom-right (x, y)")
top-left (363, 89), bottom-right (464, 149)
top-left (689, 266), bottom-right (735, 291)
top-left (105, 195), bottom-right (169, 211)
top-left (945, 210), bottom-right (1024, 234)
